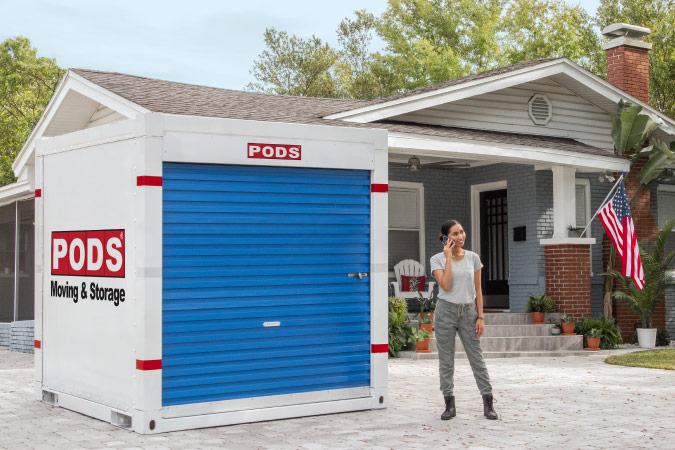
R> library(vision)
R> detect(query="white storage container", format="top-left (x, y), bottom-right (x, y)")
top-left (34, 113), bottom-right (389, 434)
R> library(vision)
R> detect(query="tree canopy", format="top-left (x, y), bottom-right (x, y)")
top-left (0, 37), bottom-right (62, 185)
top-left (248, 0), bottom-right (674, 120)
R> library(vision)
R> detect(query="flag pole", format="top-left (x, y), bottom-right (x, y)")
top-left (579, 174), bottom-right (624, 238)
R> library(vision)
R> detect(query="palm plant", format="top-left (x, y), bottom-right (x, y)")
top-left (605, 218), bottom-right (675, 329)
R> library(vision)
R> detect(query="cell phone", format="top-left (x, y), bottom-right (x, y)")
top-left (443, 236), bottom-right (450, 246)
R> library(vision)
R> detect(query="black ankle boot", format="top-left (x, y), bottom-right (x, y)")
top-left (441, 395), bottom-right (456, 420)
top-left (482, 394), bottom-right (498, 420)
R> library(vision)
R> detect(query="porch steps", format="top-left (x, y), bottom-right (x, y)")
top-left (398, 312), bottom-right (586, 359)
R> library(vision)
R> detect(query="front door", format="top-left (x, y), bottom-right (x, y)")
top-left (479, 189), bottom-right (509, 309)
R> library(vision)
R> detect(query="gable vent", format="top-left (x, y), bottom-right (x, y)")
top-left (528, 94), bottom-right (552, 125)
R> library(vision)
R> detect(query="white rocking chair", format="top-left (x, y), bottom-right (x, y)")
top-left (390, 259), bottom-right (436, 300)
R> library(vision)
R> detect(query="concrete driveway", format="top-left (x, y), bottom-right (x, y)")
top-left (1, 347), bottom-right (673, 450)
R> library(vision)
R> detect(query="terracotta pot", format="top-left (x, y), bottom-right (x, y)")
top-left (420, 323), bottom-right (433, 334)
top-left (585, 337), bottom-right (601, 351)
top-left (420, 312), bottom-right (434, 321)
top-left (420, 312), bottom-right (435, 330)
top-left (561, 322), bottom-right (576, 335)
top-left (532, 312), bottom-right (545, 324)
top-left (415, 338), bottom-right (432, 353)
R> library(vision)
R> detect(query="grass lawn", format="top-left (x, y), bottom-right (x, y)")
top-left (605, 349), bottom-right (675, 370)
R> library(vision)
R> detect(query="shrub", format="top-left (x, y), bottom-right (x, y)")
top-left (656, 328), bottom-right (671, 347)
top-left (526, 294), bottom-right (555, 313)
top-left (388, 297), bottom-right (410, 356)
top-left (575, 316), bottom-right (622, 349)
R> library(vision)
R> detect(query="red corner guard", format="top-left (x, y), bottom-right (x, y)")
top-left (34, 340), bottom-right (41, 349)
top-left (35, 189), bottom-right (42, 198)
top-left (137, 176), bottom-right (162, 187)
top-left (371, 344), bottom-right (388, 353)
top-left (136, 359), bottom-right (162, 370)
top-left (371, 184), bottom-right (388, 193)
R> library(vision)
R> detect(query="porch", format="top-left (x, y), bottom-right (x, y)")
top-left (385, 137), bottom-right (628, 314)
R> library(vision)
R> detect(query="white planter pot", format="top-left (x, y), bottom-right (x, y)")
top-left (636, 328), bottom-right (657, 348)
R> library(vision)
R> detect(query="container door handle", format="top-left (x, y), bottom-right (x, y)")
top-left (348, 272), bottom-right (370, 279)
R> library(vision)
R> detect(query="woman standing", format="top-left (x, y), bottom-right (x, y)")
top-left (430, 219), bottom-right (498, 420)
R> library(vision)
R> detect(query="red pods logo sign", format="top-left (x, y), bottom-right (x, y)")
top-left (248, 143), bottom-right (301, 160)
top-left (51, 230), bottom-right (125, 277)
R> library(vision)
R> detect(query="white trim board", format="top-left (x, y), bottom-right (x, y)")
top-left (388, 133), bottom-right (629, 172)
top-left (470, 181), bottom-right (507, 256)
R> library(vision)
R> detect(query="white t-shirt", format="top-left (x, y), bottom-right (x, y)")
top-left (430, 251), bottom-right (484, 304)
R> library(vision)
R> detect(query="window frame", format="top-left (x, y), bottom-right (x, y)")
top-left (388, 181), bottom-right (425, 274)
top-left (657, 184), bottom-right (675, 231)
top-left (575, 178), bottom-right (591, 237)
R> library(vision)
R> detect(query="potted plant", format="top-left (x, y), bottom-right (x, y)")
top-left (417, 290), bottom-right (437, 323)
top-left (560, 314), bottom-right (576, 335)
top-left (526, 294), bottom-right (555, 324)
top-left (419, 314), bottom-right (434, 335)
top-left (568, 225), bottom-right (585, 238)
top-left (409, 327), bottom-right (432, 353)
top-left (585, 328), bottom-right (602, 351)
top-left (548, 317), bottom-right (561, 336)
top-left (603, 219), bottom-right (675, 348)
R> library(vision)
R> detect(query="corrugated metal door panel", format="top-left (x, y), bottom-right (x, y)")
top-left (162, 163), bottom-right (371, 407)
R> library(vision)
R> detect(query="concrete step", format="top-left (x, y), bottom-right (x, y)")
top-left (482, 324), bottom-right (554, 337)
top-left (483, 312), bottom-right (562, 325)
top-left (427, 335), bottom-right (583, 352)
top-left (397, 350), bottom-right (590, 360)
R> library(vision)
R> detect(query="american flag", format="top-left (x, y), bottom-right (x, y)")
top-left (598, 179), bottom-right (644, 290)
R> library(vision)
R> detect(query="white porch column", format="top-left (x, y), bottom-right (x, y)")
top-left (551, 166), bottom-right (576, 239)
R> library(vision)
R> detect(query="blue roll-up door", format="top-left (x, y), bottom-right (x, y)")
top-left (162, 163), bottom-right (371, 407)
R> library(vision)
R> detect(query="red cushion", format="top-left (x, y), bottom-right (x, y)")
top-left (401, 275), bottom-right (426, 292)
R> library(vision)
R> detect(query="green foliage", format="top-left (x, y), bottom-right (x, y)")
top-left (416, 290), bottom-right (438, 313)
top-left (0, 37), bottom-right (63, 186)
top-left (249, 0), bottom-right (612, 101)
top-left (526, 294), bottom-right (555, 313)
top-left (587, 328), bottom-right (603, 338)
top-left (408, 327), bottom-right (432, 342)
top-left (611, 99), bottom-right (660, 155)
top-left (419, 314), bottom-right (433, 324)
top-left (575, 316), bottom-right (623, 349)
top-left (560, 313), bottom-right (575, 323)
top-left (605, 218), bottom-right (675, 328)
top-left (246, 28), bottom-right (340, 97)
top-left (597, 0), bottom-right (675, 118)
top-left (388, 296), bottom-right (411, 356)
top-left (656, 328), bottom-right (671, 346)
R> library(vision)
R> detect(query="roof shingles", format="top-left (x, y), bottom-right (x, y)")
top-left (71, 64), bottom-right (621, 161)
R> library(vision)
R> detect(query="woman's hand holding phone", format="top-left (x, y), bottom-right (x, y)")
top-left (443, 236), bottom-right (455, 258)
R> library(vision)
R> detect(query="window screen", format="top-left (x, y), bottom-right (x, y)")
top-left (575, 184), bottom-right (587, 228)
top-left (389, 186), bottom-right (423, 271)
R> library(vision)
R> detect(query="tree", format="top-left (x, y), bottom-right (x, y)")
top-left (0, 37), bottom-right (62, 185)
top-left (597, 0), bottom-right (675, 118)
top-left (248, 0), bottom-right (606, 99)
top-left (246, 28), bottom-right (340, 97)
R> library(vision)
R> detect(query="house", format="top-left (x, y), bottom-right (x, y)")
top-left (0, 23), bottom-right (673, 352)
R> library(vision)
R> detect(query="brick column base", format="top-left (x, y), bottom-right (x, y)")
top-left (545, 245), bottom-right (592, 318)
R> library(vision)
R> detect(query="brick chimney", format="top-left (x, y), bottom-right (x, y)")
top-left (603, 23), bottom-right (651, 104)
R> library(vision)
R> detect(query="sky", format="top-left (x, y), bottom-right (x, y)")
top-left (1, 0), bottom-right (601, 91)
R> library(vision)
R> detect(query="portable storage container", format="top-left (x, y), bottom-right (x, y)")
top-left (34, 113), bottom-right (389, 434)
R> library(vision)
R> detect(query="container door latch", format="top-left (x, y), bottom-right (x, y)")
top-left (348, 272), bottom-right (370, 280)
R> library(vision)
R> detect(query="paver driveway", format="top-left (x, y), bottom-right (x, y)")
top-left (1, 347), bottom-right (673, 450)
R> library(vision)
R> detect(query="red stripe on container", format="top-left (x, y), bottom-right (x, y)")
top-left (137, 176), bottom-right (163, 186)
top-left (371, 344), bottom-right (388, 353)
top-left (34, 340), bottom-right (41, 349)
top-left (35, 189), bottom-right (42, 198)
top-left (136, 359), bottom-right (162, 370)
top-left (371, 184), bottom-right (388, 193)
